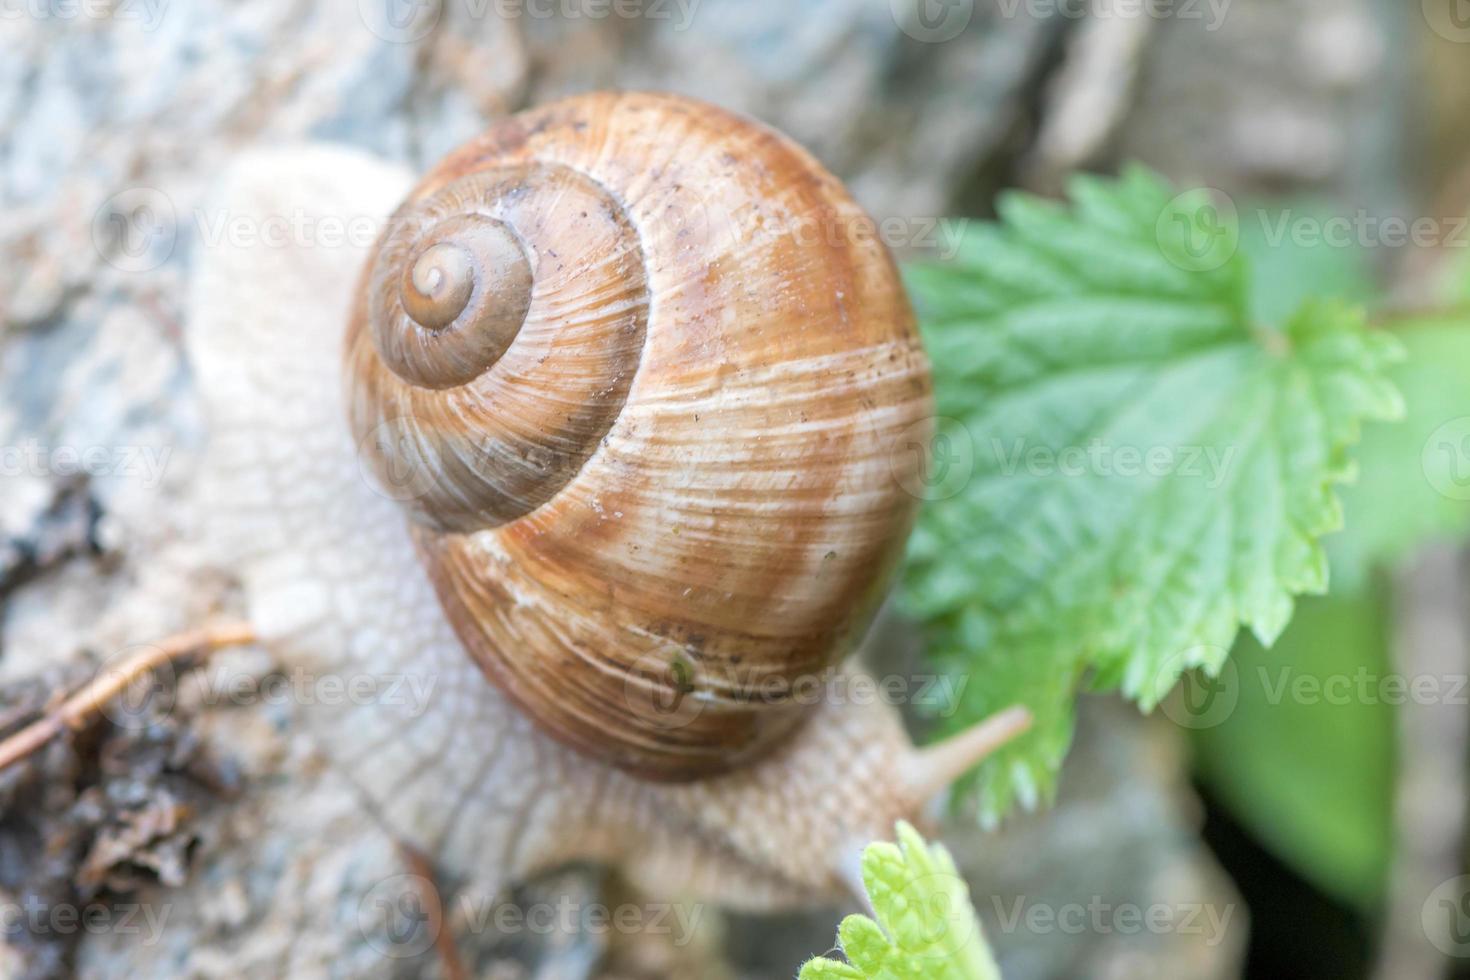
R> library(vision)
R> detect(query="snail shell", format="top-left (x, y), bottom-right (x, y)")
top-left (346, 91), bottom-right (933, 781)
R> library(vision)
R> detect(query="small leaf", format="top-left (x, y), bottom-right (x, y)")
top-left (798, 822), bottom-right (1001, 980)
top-left (798, 955), bottom-right (864, 979)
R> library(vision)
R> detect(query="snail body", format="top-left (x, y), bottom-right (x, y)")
top-left (348, 92), bottom-right (933, 780)
top-left (189, 94), bottom-right (1022, 917)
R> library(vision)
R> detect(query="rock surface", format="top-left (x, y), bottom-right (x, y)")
top-left (1, 0), bottom-right (1409, 976)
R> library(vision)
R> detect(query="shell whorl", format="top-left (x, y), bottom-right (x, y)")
top-left (347, 92), bottom-right (934, 781)
top-left (352, 162), bottom-right (648, 531)
top-left (380, 207), bottom-right (532, 386)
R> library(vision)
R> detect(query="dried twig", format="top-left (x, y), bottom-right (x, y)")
top-left (399, 843), bottom-right (469, 980)
top-left (0, 621), bottom-right (256, 773)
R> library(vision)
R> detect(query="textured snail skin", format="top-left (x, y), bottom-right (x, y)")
top-left (346, 92), bottom-right (934, 780)
top-left (189, 118), bottom-right (1017, 917)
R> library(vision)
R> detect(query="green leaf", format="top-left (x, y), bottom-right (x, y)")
top-left (901, 167), bottom-right (1404, 819)
top-left (1190, 588), bottom-right (1395, 908)
top-left (799, 822), bottom-right (1001, 980)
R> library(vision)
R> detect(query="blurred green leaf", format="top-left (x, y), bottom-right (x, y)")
top-left (1330, 319), bottom-right (1470, 588)
top-left (901, 168), bottom-right (1404, 820)
top-left (1234, 198), bottom-right (1378, 326)
top-left (1190, 588), bottom-right (1395, 908)
top-left (1432, 235), bottom-right (1470, 306)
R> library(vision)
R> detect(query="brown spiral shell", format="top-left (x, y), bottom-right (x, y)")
top-left (346, 91), bottom-right (933, 781)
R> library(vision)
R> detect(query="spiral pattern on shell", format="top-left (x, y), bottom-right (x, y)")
top-left (347, 92), bottom-right (934, 781)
